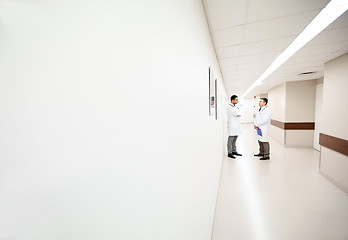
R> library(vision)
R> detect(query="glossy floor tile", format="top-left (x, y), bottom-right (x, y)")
top-left (212, 124), bottom-right (348, 240)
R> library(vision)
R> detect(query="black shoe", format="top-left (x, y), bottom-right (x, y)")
top-left (232, 152), bottom-right (242, 156)
top-left (228, 153), bottom-right (236, 159)
top-left (260, 157), bottom-right (270, 160)
top-left (254, 153), bottom-right (263, 157)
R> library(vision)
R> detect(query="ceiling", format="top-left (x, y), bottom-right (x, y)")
top-left (202, 0), bottom-right (348, 98)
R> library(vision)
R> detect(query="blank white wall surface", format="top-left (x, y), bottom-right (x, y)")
top-left (285, 130), bottom-right (314, 147)
top-left (285, 80), bottom-right (316, 122)
top-left (268, 83), bottom-right (286, 122)
top-left (314, 84), bottom-right (323, 151)
top-left (0, 0), bottom-right (226, 239)
top-left (269, 125), bottom-right (285, 144)
top-left (321, 53), bottom-right (348, 140)
top-left (319, 53), bottom-right (348, 194)
top-left (320, 147), bottom-right (348, 193)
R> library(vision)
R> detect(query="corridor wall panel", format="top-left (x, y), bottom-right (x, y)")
top-left (320, 53), bottom-right (348, 193)
top-left (0, 0), bottom-right (227, 239)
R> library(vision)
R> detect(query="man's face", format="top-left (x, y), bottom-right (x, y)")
top-left (232, 98), bottom-right (238, 104)
top-left (259, 99), bottom-right (265, 107)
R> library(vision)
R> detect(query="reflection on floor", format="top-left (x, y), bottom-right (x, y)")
top-left (212, 124), bottom-right (348, 240)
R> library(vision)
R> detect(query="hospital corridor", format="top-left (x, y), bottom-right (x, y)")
top-left (0, 0), bottom-right (348, 239)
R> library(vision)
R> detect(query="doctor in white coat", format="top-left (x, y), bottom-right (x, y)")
top-left (254, 98), bottom-right (271, 160)
top-left (227, 95), bottom-right (242, 159)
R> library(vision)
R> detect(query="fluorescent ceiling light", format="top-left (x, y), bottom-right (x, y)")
top-left (241, 0), bottom-right (348, 98)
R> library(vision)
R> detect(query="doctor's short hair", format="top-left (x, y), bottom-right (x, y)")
top-left (230, 95), bottom-right (238, 101)
top-left (261, 98), bottom-right (268, 105)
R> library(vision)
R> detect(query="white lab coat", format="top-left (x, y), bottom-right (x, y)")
top-left (227, 103), bottom-right (242, 136)
top-left (254, 106), bottom-right (271, 142)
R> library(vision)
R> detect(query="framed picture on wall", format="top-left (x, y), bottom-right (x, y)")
top-left (209, 67), bottom-right (215, 117)
top-left (215, 79), bottom-right (218, 120)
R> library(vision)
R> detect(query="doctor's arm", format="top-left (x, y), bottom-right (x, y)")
top-left (232, 108), bottom-right (242, 117)
top-left (227, 106), bottom-right (241, 117)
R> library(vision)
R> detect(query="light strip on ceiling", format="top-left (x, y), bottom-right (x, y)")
top-left (241, 0), bottom-right (348, 98)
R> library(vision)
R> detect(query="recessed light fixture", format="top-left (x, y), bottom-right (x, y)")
top-left (298, 71), bottom-right (317, 76)
top-left (241, 0), bottom-right (348, 98)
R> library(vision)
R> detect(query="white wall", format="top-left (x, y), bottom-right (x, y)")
top-left (0, 1), bottom-right (227, 239)
top-left (268, 84), bottom-right (286, 143)
top-left (268, 81), bottom-right (317, 147)
top-left (321, 53), bottom-right (348, 140)
top-left (268, 84), bottom-right (286, 122)
top-left (284, 80), bottom-right (316, 147)
top-left (320, 53), bottom-right (348, 193)
top-left (285, 130), bottom-right (314, 148)
top-left (320, 147), bottom-right (348, 193)
top-left (314, 83), bottom-right (323, 151)
top-left (285, 80), bottom-right (316, 122)
top-left (269, 125), bottom-right (285, 144)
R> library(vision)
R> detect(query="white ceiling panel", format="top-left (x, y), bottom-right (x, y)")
top-left (229, 84), bottom-right (258, 91)
top-left (338, 43), bottom-right (348, 52)
top-left (221, 63), bottom-right (269, 74)
top-left (247, 0), bottom-right (329, 23)
top-left (239, 36), bottom-right (295, 55)
top-left (219, 57), bottom-right (240, 67)
top-left (238, 51), bottom-right (280, 65)
top-left (307, 27), bottom-right (348, 46)
top-left (266, 63), bottom-right (325, 84)
top-left (294, 41), bottom-right (348, 57)
top-left (225, 85), bottom-right (252, 91)
top-left (326, 51), bottom-right (348, 62)
top-left (243, 10), bottom-right (320, 43)
top-left (220, 51), bottom-right (280, 67)
top-left (268, 69), bottom-right (324, 84)
top-left (216, 45), bottom-right (240, 59)
top-left (286, 52), bottom-right (333, 65)
top-left (234, 63), bottom-right (270, 72)
top-left (224, 80), bottom-right (257, 87)
top-left (203, 0), bottom-right (248, 30)
top-left (216, 36), bottom-right (296, 59)
top-left (213, 26), bottom-right (243, 48)
top-left (225, 71), bottom-right (265, 78)
top-left (326, 11), bottom-right (348, 29)
top-left (271, 63), bottom-right (322, 75)
top-left (225, 83), bottom-right (243, 88)
top-left (224, 74), bottom-right (260, 80)
top-left (225, 74), bottom-right (257, 80)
